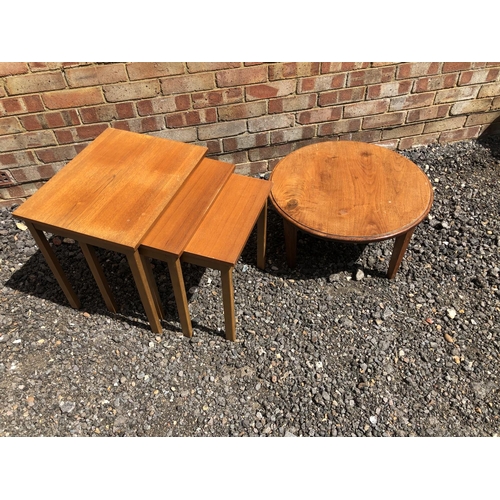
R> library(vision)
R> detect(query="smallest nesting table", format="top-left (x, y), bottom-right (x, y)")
top-left (269, 141), bottom-right (434, 278)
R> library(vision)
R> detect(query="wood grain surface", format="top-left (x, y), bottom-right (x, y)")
top-left (140, 157), bottom-right (234, 260)
top-left (269, 141), bottom-right (433, 242)
top-left (183, 174), bottom-right (272, 266)
top-left (13, 128), bottom-right (207, 249)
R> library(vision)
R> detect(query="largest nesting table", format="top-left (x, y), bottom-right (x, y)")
top-left (12, 128), bottom-right (208, 333)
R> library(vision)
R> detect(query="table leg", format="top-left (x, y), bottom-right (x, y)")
top-left (79, 242), bottom-right (118, 313)
top-left (141, 256), bottom-right (165, 320)
top-left (126, 250), bottom-right (162, 334)
top-left (221, 266), bottom-right (236, 342)
top-left (283, 219), bottom-right (298, 268)
top-left (24, 221), bottom-right (81, 309)
top-left (387, 228), bottom-right (415, 279)
top-left (256, 200), bottom-right (268, 270)
top-left (167, 257), bottom-right (193, 338)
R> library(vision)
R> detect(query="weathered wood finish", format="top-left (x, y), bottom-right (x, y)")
top-left (269, 141), bottom-right (433, 277)
top-left (270, 141), bottom-right (433, 242)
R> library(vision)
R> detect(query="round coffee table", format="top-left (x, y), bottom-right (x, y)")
top-left (269, 141), bottom-right (434, 278)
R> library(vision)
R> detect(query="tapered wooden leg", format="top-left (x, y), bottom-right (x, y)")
top-left (167, 257), bottom-right (193, 338)
top-left (283, 219), bottom-right (298, 268)
top-left (126, 250), bottom-right (162, 333)
top-left (24, 222), bottom-right (80, 308)
top-left (221, 266), bottom-right (236, 342)
top-left (79, 242), bottom-right (118, 313)
top-left (140, 256), bottom-right (165, 320)
top-left (387, 228), bottom-right (415, 279)
top-left (256, 200), bottom-right (267, 270)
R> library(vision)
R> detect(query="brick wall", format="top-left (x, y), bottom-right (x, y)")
top-left (1, 62), bottom-right (500, 206)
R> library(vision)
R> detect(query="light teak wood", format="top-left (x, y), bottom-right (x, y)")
top-left (269, 141), bottom-right (433, 277)
top-left (12, 128), bottom-right (207, 332)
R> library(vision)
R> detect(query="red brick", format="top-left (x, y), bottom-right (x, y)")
top-left (126, 62), bottom-right (185, 80)
top-left (439, 126), bottom-right (481, 143)
top-left (234, 161), bottom-right (268, 176)
top-left (216, 66), bottom-right (267, 87)
top-left (318, 118), bottom-right (361, 137)
top-left (54, 124), bottom-right (108, 144)
top-left (269, 94), bottom-right (316, 114)
top-left (381, 124), bottom-right (424, 140)
top-left (196, 140), bottom-right (221, 155)
top-left (399, 133), bottom-right (440, 150)
top-left (248, 143), bottom-right (295, 161)
top-left (161, 73), bottom-right (214, 94)
top-left (321, 63), bottom-right (370, 73)
top-left (0, 116), bottom-right (23, 135)
top-left (396, 63), bottom-right (441, 79)
top-left (20, 110), bottom-right (80, 130)
top-left (434, 86), bottom-right (480, 103)
top-left (0, 197), bottom-right (26, 208)
top-left (80, 103), bottom-right (136, 123)
top-left (187, 63), bottom-right (241, 73)
top-left (216, 151), bottom-right (249, 164)
top-left (137, 95), bottom-right (190, 116)
top-left (0, 150), bottom-right (36, 167)
top-left (459, 69), bottom-right (500, 85)
top-left (363, 112), bottom-right (405, 129)
top-left (478, 82), bottom-right (500, 98)
top-left (465, 111), bottom-right (500, 126)
top-left (165, 109), bottom-right (216, 128)
top-left (218, 102), bottom-right (266, 121)
top-left (318, 87), bottom-right (365, 106)
top-left (268, 63), bottom-right (320, 80)
top-left (298, 74), bottom-right (346, 93)
top-left (112, 116), bottom-right (165, 133)
top-left (5, 71), bottom-right (66, 95)
top-left (1, 182), bottom-right (44, 199)
top-left (10, 164), bottom-right (57, 183)
top-left (28, 62), bottom-right (64, 72)
top-left (0, 95), bottom-right (44, 116)
top-left (246, 80), bottom-right (296, 100)
top-left (442, 62), bottom-right (473, 73)
top-left (222, 133), bottom-right (269, 152)
top-left (296, 107), bottom-right (342, 124)
top-left (366, 80), bottom-right (412, 99)
top-left (248, 114), bottom-right (295, 132)
top-left (423, 116), bottom-right (466, 133)
top-left (0, 62), bottom-right (28, 77)
top-left (450, 98), bottom-right (492, 115)
top-left (407, 105), bottom-right (450, 123)
top-left (0, 130), bottom-right (57, 152)
top-left (339, 129), bottom-right (381, 143)
top-left (413, 73), bottom-right (458, 93)
top-left (104, 81), bottom-right (160, 102)
top-left (270, 126), bottom-right (315, 144)
top-left (43, 87), bottom-right (104, 109)
top-left (198, 121), bottom-right (247, 140)
top-left (389, 92), bottom-right (435, 111)
top-left (35, 145), bottom-right (82, 163)
top-left (344, 99), bottom-right (389, 118)
top-left (347, 67), bottom-right (396, 87)
top-left (192, 88), bottom-right (243, 109)
top-left (66, 64), bottom-right (128, 87)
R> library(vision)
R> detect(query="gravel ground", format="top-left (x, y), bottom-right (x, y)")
top-left (1, 135), bottom-right (499, 438)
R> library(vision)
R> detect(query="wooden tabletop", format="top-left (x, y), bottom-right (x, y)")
top-left (269, 141), bottom-right (434, 243)
top-left (13, 128), bottom-right (207, 250)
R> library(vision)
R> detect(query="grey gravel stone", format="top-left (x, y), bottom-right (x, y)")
top-left (1, 135), bottom-right (499, 437)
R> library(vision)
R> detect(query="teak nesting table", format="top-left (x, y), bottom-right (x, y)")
top-left (269, 141), bottom-right (434, 278)
top-left (13, 128), bottom-right (271, 341)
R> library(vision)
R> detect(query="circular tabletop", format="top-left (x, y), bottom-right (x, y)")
top-left (269, 141), bottom-right (434, 243)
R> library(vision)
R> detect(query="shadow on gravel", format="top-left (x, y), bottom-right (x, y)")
top-left (5, 236), bottom-right (206, 333)
top-left (239, 206), bottom-right (387, 281)
top-left (478, 124), bottom-right (500, 160)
